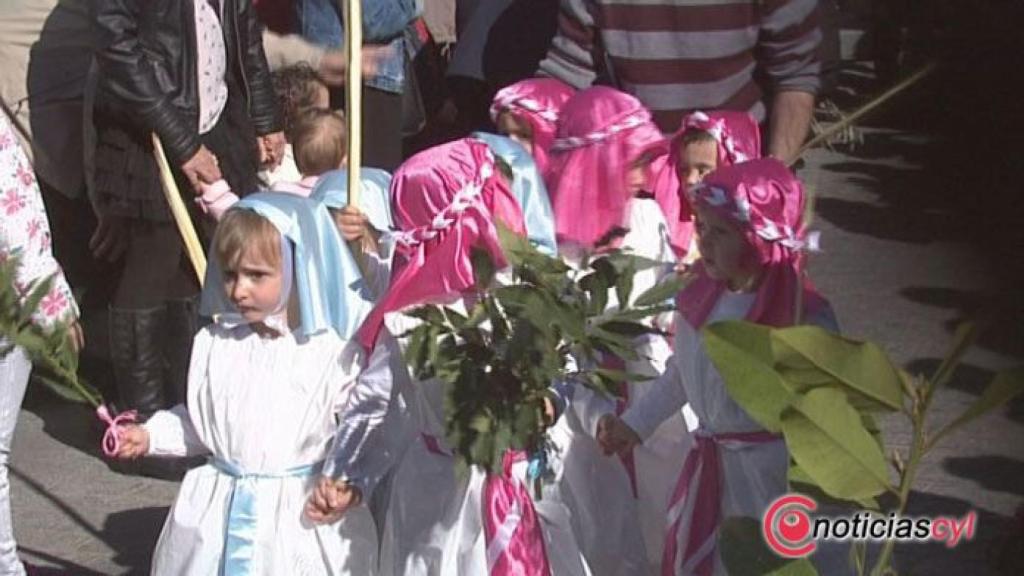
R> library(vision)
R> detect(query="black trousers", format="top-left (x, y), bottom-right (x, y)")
top-left (331, 84), bottom-right (404, 172)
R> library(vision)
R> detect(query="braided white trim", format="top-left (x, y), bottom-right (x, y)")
top-left (691, 184), bottom-right (819, 252)
top-left (490, 95), bottom-right (560, 124)
top-left (390, 153), bottom-right (496, 249)
top-left (550, 112), bottom-right (650, 152)
top-left (684, 111), bottom-right (749, 164)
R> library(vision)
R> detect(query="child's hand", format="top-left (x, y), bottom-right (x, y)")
top-left (258, 132), bottom-right (287, 169)
top-left (596, 414), bottom-right (641, 456)
top-left (114, 424), bottom-right (150, 460)
top-left (304, 476), bottom-right (362, 525)
top-left (333, 206), bottom-right (372, 242)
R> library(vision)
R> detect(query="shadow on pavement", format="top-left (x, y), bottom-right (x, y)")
top-left (942, 456), bottom-right (1024, 498)
top-left (900, 288), bottom-right (1024, 360)
top-left (11, 465), bottom-right (167, 575)
top-left (895, 490), bottom-right (1016, 576)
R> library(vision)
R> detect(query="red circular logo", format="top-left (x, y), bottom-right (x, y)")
top-left (763, 494), bottom-right (818, 558)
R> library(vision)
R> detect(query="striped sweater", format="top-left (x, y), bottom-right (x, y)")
top-left (538, 0), bottom-right (821, 132)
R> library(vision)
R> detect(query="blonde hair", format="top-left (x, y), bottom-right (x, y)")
top-left (213, 209), bottom-right (282, 271)
top-left (290, 108), bottom-right (347, 177)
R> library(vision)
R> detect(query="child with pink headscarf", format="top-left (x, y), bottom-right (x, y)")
top-left (598, 158), bottom-right (838, 576)
top-left (490, 78), bottom-right (575, 176)
top-left (650, 110), bottom-right (763, 262)
top-left (544, 86), bottom-right (680, 575)
top-left (358, 138), bottom-right (592, 576)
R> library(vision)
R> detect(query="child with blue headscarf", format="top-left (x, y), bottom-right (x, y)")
top-left (471, 131), bottom-right (558, 256)
top-left (109, 192), bottom-right (394, 575)
top-left (311, 167), bottom-right (396, 298)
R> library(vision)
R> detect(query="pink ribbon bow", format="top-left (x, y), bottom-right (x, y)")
top-left (96, 404), bottom-right (137, 458)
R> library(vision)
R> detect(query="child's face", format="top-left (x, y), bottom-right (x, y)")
top-left (677, 139), bottom-right (718, 188)
top-left (694, 202), bottom-right (759, 290)
top-left (626, 153), bottom-right (654, 195)
top-left (222, 246), bottom-right (284, 323)
top-left (496, 112), bottom-right (534, 155)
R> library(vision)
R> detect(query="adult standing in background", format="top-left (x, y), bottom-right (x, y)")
top-left (538, 0), bottom-right (821, 165)
top-left (294, 0), bottom-right (419, 171)
top-left (91, 0), bottom-right (282, 436)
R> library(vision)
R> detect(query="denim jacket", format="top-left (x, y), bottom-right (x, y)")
top-left (295, 0), bottom-right (419, 93)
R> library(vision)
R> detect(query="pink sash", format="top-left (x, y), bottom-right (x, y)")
top-left (662, 430), bottom-right (781, 575)
top-left (483, 450), bottom-right (552, 576)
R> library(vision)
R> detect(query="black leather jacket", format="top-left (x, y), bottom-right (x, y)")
top-left (93, 0), bottom-right (281, 165)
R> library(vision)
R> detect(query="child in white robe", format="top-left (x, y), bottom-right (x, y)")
top-left (358, 138), bottom-right (592, 576)
top-left (598, 159), bottom-right (839, 576)
top-left (109, 192), bottom-right (390, 575)
top-left (544, 86), bottom-right (684, 576)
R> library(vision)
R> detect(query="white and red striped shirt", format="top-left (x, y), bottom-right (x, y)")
top-left (538, 0), bottom-right (822, 132)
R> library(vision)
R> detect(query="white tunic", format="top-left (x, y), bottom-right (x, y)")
top-left (377, 302), bottom-right (592, 576)
top-left (143, 323), bottom-right (381, 576)
top-left (622, 292), bottom-right (839, 575)
top-left (552, 196), bottom-right (689, 575)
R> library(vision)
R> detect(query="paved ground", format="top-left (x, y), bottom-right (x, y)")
top-left (9, 63), bottom-right (1024, 574)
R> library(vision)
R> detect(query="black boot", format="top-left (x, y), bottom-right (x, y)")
top-left (163, 297), bottom-right (201, 406)
top-left (109, 306), bottom-right (167, 419)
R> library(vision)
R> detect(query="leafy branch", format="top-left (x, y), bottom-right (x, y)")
top-left (708, 320), bottom-right (1023, 575)
top-left (0, 255), bottom-right (102, 407)
top-left (402, 225), bottom-right (687, 473)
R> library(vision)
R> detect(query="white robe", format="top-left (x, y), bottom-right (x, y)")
top-left (552, 197), bottom-right (692, 574)
top-left (622, 292), bottom-right (840, 575)
top-left (143, 323), bottom-right (383, 575)
top-left (377, 303), bottom-right (592, 576)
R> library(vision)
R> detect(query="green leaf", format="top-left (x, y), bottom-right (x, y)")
top-left (632, 273), bottom-right (687, 308)
top-left (788, 463), bottom-right (880, 511)
top-left (443, 307), bottom-right (468, 330)
top-left (604, 303), bottom-right (675, 323)
top-left (782, 388), bottom-right (893, 501)
top-left (471, 247), bottom-right (497, 291)
top-left (602, 251), bottom-right (666, 273)
top-left (703, 321), bottom-right (796, 432)
top-left (595, 320), bottom-right (652, 339)
top-left (589, 256), bottom-right (620, 288)
top-left (930, 366), bottom-right (1024, 448)
top-left (405, 305), bottom-right (447, 327)
top-left (588, 327), bottom-right (640, 362)
top-left (469, 431), bottom-right (496, 473)
top-left (720, 517), bottom-right (819, 576)
top-left (772, 326), bottom-right (904, 412)
top-left (930, 321), bottom-right (978, 390)
top-left (579, 271), bottom-right (609, 316)
top-left (17, 276), bottom-right (53, 326)
top-left (615, 258), bottom-right (635, 309)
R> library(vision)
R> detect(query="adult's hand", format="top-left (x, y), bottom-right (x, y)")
top-left (89, 213), bottom-right (128, 262)
top-left (317, 45), bottom-right (390, 86)
top-left (180, 145), bottom-right (222, 193)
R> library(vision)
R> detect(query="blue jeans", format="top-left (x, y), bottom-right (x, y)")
top-left (294, 0), bottom-right (418, 94)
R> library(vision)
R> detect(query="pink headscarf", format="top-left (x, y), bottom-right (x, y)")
top-left (676, 158), bottom-right (824, 329)
top-left (358, 139), bottom-right (527, 348)
top-left (490, 78), bottom-right (576, 176)
top-left (545, 86), bottom-right (667, 250)
top-left (651, 110), bottom-right (763, 258)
